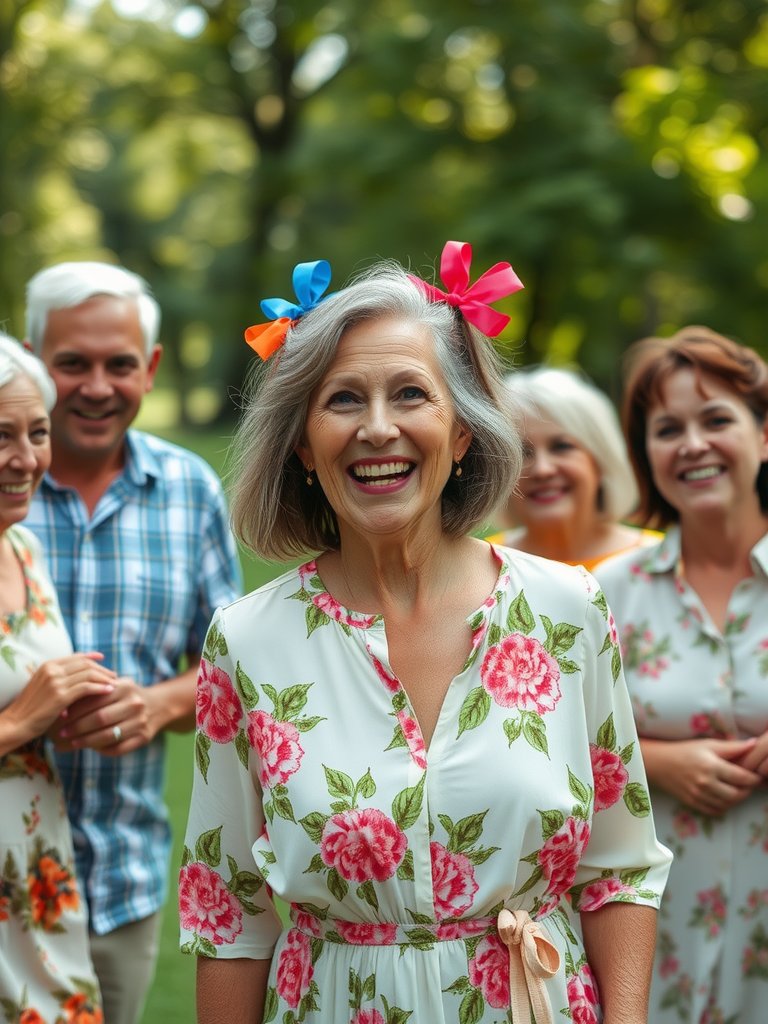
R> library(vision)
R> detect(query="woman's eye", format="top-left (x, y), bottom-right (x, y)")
top-left (328, 391), bottom-right (359, 407)
top-left (707, 416), bottom-right (731, 428)
top-left (551, 440), bottom-right (575, 453)
top-left (399, 386), bottom-right (426, 401)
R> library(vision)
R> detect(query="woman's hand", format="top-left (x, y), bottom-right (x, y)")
top-left (641, 736), bottom-right (761, 816)
top-left (0, 653), bottom-right (115, 753)
top-left (735, 731), bottom-right (768, 778)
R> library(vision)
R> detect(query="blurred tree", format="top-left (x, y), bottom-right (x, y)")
top-left (1, 0), bottom-right (766, 421)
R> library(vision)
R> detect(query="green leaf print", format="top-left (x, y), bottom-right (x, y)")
top-left (522, 711), bottom-right (549, 756)
top-left (195, 731), bottom-right (211, 784)
top-left (235, 662), bottom-right (259, 709)
top-left (304, 853), bottom-right (325, 874)
top-left (275, 683), bottom-right (312, 720)
top-left (262, 987), bottom-right (278, 1023)
top-left (464, 845), bottom-right (500, 866)
top-left (287, 587), bottom-right (312, 604)
top-left (507, 589), bottom-right (535, 635)
top-left (323, 765), bottom-right (356, 802)
top-left (567, 767), bottom-right (591, 807)
top-left (619, 867), bottom-right (650, 887)
top-left (487, 622), bottom-right (502, 648)
top-left (623, 782), bottom-right (651, 817)
top-left (180, 845), bottom-right (192, 867)
top-left (538, 808), bottom-right (565, 839)
top-left (558, 657), bottom-right (580, 675)
top-left (294, 716), bottom-right (325, 733)
top-left (592, 590), bottom-right (609, 618)
top-left (443, 976), bottom-right (471, 995)
top-left (611, 645), bottom-right (622, 683)
top-left (306, 603), bottom-right (331, 637)
top-left (598, 632), bottom-right (612, 657)
top-left (357, 768), bottom-right (377, 800)
top-left (503, 717), bottom-right (522, 746)
top-left (361, 973), bottom-right (376, 1002)
top-left (299, 812), bottom-right (330, 843)
top-left (457, 687), bottom-right (491, 738)
top-left (619, 742), bottom-right (635, 765)
top-left (271, 787), bottom-right (296, 822)
top-left (396, 849), bottom-right (415, 881)
top-left (447, 812), bottom-right (487, 854)
top-left (1, 644), bottom-right (17, 669)
top-left (357, 880), bottom-right (379, 911)
top-left (385, 724), bottom-right (408, 751)
top-left (381, 996), bottom-right (414, 1024)
top-left (202, 623), bottom-right (221, 663)
top-left (513, 864), bottom-right (544, 898)
top-left (596, 715), bottom-right (617, 753)
top-left (540, 615), bottom-right (583, 658)
top-left (392, 774), bottom-right (426, 830)
top-left (195, 826), bottom-right (222, 868)
top-left (404, 927), bottom-right (436, 951)
top-left (327, 867), bottom-right (348, 901)
top-left (458, 986), bottom-right (484, 1024)
top-left (234, 730), bottom-right (250, 769)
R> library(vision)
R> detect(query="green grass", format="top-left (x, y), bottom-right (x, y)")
top-left (139, 426), bottom-right (286, 1024)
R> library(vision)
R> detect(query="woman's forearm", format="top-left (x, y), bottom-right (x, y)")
top-left (581, 902), bottom-right (657, 1024)
top-left (196, 956), bottom-right (272, 1024)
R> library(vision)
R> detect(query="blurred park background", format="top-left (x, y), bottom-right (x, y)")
top-left (3, 0), bottom-right (768, 1020)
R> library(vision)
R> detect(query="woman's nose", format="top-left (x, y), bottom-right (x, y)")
top-left (356, 401), bottom-right (400, 446)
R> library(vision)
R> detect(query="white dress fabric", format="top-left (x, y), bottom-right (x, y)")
top-left (180, 545), bottom-right (670, 1023)
top-left (597, 526), bottom-right (768, 1024)
top-left (0, 525), bottom-right (102, 1023)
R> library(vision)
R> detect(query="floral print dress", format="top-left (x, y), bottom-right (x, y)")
top-left (596, 527), bottom-right (768, 1024)
top-left (180, 545), bottom-right (670, 1023)
top-left (0, 526), bottom-right (102, 1024)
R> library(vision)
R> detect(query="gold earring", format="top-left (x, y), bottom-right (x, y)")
top-left (305, 466), bottom-right (314, 486)
top-left (454, 461), bottom-right (463, 478)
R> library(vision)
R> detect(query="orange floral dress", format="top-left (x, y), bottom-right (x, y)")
top-left (0, 525), bottom-right (102, 1024)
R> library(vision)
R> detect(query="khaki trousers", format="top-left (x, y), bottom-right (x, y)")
top-left (89, 912), bottom-right (162, 1024)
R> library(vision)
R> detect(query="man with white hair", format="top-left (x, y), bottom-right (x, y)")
top-left (24, 261), bottom-right (241, 1024)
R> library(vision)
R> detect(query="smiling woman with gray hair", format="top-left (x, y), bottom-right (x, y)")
top-left (490, 366), bottom-right (660, 571)
top-left (180, 244), bottom-right (670, 1024)
top-left (0, 333), bottom-right (113, 1023)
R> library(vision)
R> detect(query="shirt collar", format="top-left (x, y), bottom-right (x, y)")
top-left (642, 522), bottom-right (768, 580)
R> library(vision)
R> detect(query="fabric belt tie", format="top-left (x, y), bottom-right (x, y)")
top-left (497, 908), bottom-right (560, 1024)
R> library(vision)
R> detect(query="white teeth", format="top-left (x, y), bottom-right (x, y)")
top-left (682, 466), bottom-right (721, 481)
top-left (78, 410), bottom-right (109, 420)
top-left (352, 461), bottom-right (412, 480)
top-left (0, 484), bottom-right (30, 494)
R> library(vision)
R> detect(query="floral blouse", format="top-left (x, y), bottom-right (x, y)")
top-left (180, 545), bottom-right (670, 1023)
top-left (597, 526), bottom-right (768, 1023)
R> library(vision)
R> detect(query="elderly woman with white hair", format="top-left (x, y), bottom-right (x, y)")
top-left (180, 243), bottom-right (670, 1024)
top-left (489, 367), bottom-right (659, 571)
top-left (0, 334), bottom-right (111, 1022)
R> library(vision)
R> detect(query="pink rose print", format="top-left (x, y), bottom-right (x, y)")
top-left (578, 876), bottom-right (635, 912)
top-left (367, 647), bottom-right (400, 694)
top-left (481, 633), bottom-right (561, 713)
top-left (694, 887), bottom-right (727, 936)
top-left (672, 810), bottom-right (698, 839)
top-left (320, 808), bottom-right (407, 883)
top-left (335, 921), bottom-right (398, 945)
top-left (312, 591), bottom-right (377, 629)
top-left (589, 745), bottom-right (629, 812)
top-left (607, 612), bottom-right (619, 647)
top-left (247, 710), bottom-right (304, 788)
top-left (397, 711), bottom-right (427, 769)
top-left (436, 918), bottom-right (489, 940)
top-left (196, 659), bottom-right (240, 743)
top-left (430, 841), bottom-right (479, 920)
top-left (660, 954), bottom-right (680, 978)
top-left (468, 932), bottom-right (510, 1009)
top-left (538, 817), bottom-right (591, 896)
top-left (179, 862), bottom-right (243, 945)
top-left (275, 928), bottom-right (313, 1009)
top-left (350, 1012), bottom-right (385, 1024)
top-left (292, 909), bottom-right (322, 937)
top-left (566, 964), bottom-right (600, 1024)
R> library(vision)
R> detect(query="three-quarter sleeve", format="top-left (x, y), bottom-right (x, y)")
top-left (179, 607), bottom-right (282, 959)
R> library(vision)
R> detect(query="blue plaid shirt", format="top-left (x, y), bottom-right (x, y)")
top-left (26, 430), bottom-right (241, 934)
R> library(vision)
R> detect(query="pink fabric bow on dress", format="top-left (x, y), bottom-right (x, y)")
top-left (408, 240), bottom-right (524, 337)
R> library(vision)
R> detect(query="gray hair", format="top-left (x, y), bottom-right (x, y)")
top-left (230, 261), bottom-right (522, 559)
top-left (504, 366), bottom-right (638, 520)
top-left (0, 332), bottom-right (57, 412)
top-left (26, 261), bottom-right (161, 356)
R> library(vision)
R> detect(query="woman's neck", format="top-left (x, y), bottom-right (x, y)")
top-left (679, 504), bottom-right (768, 571)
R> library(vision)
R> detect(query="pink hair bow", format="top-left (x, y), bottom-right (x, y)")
top-left (408, 240), bottom-right (523, 337)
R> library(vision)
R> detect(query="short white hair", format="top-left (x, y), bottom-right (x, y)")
top-left (0, 332), bottom-right (57, 412)
top-left (25, 261), bottom-right (161, 356)
top-left (505, 365), bottom-right (639, 520)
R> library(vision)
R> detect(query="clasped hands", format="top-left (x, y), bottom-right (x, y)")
top-left (660, 734), bottom-right (768, 817)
